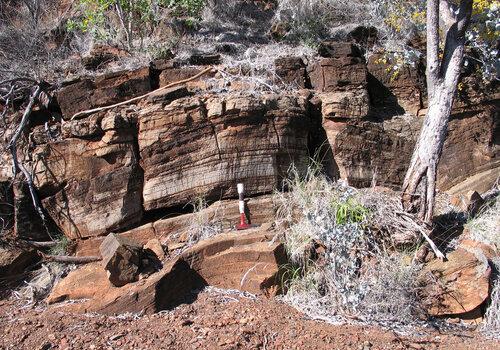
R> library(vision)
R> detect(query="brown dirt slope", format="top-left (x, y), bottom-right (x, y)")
top-left (1, 288), bottom-right (498, 350)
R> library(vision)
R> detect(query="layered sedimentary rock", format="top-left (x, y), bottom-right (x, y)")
top-left (330, 100), bottom-right (499, 190)
top-left (32, 110), bottom-right (143, 239)
top-left (274, 57), bottom-right (307, 88)
top-left (367, 53), bottom-right (424, 115)
top-left (332, 117), bottom-right (417, 187)
top-left (73, 195), bottom-right (276, 257)
top-left (138, 93), bottom-right (310, 211)
top-left (57, 67), bottom-right (151, 118)
top-left (437, 103), bottom-right (499, 190)
top-left (308, 42), bottom-right (369, 121)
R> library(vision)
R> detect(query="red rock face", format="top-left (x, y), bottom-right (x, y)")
top-left (438, 105), bottom-right (499, 190)
top-left (332, 119), bottom-right (417, 188)
top-left (367, 53), bottom-right (424, 115)
top-left (274, 57), bottom-right (307, 88)
top-left (57, 67), bottom-right (151, 119)
top-left (328, 99), bottom-right (499, 190)
top-left (138, 93), bottom-right (311, 211)
top-left (3, 41), bottom-right (494, 243)
top-left (31, 111), bottom-right (143, 239)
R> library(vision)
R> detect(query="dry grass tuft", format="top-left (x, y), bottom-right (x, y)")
top-left (465, 197), bottom-right (500, 250)
top-left (11, 262), bottom-right (69, 306)
top-left (185, 197), bottom-right (224, 246)
top-left (274, 164), bottom-right (425, 326)
top-left (482, 258), bottom-right (500, 339)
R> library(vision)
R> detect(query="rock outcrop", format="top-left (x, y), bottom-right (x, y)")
top-left (367, 53), bottom-right (424, 115)
top-left (138, 93), bottom-right (310, 210)
top-left (57, 67), bottom-right (151, 119)
top-left (32, 111), bottom-right (143, 239)
top-left (73, 195), bottom-right (275, 257)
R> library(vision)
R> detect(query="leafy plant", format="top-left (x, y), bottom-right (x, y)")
top-left (161, 0), bottom-right (206, 17)
top-left (68, 0), bottom-right (208, 49)
top-left (49, 235), bottom-right (69, 256)
top-left (332, 198), bottom-right (369, 226)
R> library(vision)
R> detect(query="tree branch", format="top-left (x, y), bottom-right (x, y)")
top-left (7, 85), bottom-right (41, 150)
top-left (5, 84), bottom-right (54, 240)
top-left (439, 0), bottom-right (457, 27)
top-left (71, 67), bottom-right (214, 120)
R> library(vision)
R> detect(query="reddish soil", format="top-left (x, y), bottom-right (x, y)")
top-left (1, 288), bottom-right (498, 350)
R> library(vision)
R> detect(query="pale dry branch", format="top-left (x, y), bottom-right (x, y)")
top-left (38, 251), bottom-right (101, 264)
top-left (71, 67), bottom-right (215, 120)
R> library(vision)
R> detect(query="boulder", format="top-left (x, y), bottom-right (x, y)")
top-left (47, 263), bottom-right (112, 304)
top-left (420, 248), bottom-right (492, 317)
top-left (48, 227), bottom-right (286, 314)
top-left (138, 93), bottom-right (310, 210)
top-left (57, 67), bottom-right (151, 119)
top-left (181, 226), bottom-right (286, 297)
top-left (100, 233), bottom-right (143, 287)
top-left (0, 244), bottom-right (38, 279)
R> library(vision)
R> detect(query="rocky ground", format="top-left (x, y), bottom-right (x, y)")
top-left (1, 288), bottom-right (498, 350)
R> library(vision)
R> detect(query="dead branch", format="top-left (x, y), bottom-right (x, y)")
top-left (5, 83), bottom-right (54, 240)
top-left (38, 251), bottom-right (101, 264)
top-left (71, 67), bottom-right (215, 120)
top-left (0, 77), bottom-right (38, 87)
top-left (21, 240), bottom-right (57, 248)
top-left (395, 210), bottom-right (445, 259)
top-left (7, 84), bottom-right (41, 151)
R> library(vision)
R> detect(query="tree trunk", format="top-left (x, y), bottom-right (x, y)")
top-left (401, 86), bottom-right (454, 222)
top-left (401, 0), bottom-right (472, 224)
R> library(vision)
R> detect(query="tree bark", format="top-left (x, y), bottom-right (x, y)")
top-left (402, 0), bottom-right (472, 223)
